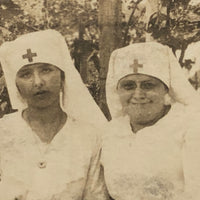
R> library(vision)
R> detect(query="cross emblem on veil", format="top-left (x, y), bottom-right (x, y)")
top-left (22, 49), bottom-right (37, 62)
top-left (130, 59), bottom-right (143, 73)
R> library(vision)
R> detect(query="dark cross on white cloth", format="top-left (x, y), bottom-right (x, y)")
top-left (130, 59), bottom-right (143, 73)
top-left (22, 49), bottom-right (37, 62)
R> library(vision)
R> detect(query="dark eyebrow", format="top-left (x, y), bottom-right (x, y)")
top-left (119, 80), bottom-right (135, 86)
top-left (37, 65), bottom-right (51, 69)
top-left (121, 80), bottom-right (135, 83)
top-left (37, 65), bottom-right (56, 71)
top-left (142, 80), bottom-right (157, 83)
top-left (117, 79), bottom-right (134, 89)
top-left (17, 68), bottom-right (32, 74)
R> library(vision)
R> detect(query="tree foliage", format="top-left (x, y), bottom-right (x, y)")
top-left (147, 0), bottom-right (200, 64)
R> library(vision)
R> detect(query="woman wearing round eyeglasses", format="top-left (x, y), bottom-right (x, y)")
top-left (101, 42), bottom-right (200, 200)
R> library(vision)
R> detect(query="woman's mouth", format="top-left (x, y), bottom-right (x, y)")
top-left (34, 90), bottom-right (48, 96)
top-left (129, 100), bottom-right (152, 104)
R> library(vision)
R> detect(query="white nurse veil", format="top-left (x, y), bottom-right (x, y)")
top-left (183, 41), bottom-right (200, 78)
top-left (0, 30), bottom-right (107, 125)
top-left (106, 42), bottom-right (200, 119)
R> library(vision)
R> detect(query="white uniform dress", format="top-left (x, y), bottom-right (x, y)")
top-left (102, 103), bottom-right (187, 200)
top-left (0, 112), bottom-right (108, 200)
top-left (0, 30), bottom-right (109, 200)
top-left (102, 42), bottom-right (200, 200)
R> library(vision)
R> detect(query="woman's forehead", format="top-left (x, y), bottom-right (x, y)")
top-left (18, 63), bottom-right (58, 72)
top-left (117, 73), bottom-right (169, 90)
top-left (119, 74), bottom-right (163, 83)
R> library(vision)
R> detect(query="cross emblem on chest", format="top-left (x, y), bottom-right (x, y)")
top-left (130, 59), bottom-right (143, 73)
top-left (22, 49), bottom-right (37, 62)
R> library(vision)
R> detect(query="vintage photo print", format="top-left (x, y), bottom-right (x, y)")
top-left (0, 0), bottom-right (200, 199)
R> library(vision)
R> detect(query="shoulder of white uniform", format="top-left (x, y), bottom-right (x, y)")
top-left (184, 106), bottom-right (200, 138)
top-left (164, 103), bottom-right (187, 125)
top-left (0, 112), bottom-right (22, 146)
top-left (102, 116), bottom-right (131, 140)
top-left (165, 103), bottom-right (200, 143)
top-left (68, 117), bottom-right (108, 148)
top-left (0, 111), bottom-right (20, 124)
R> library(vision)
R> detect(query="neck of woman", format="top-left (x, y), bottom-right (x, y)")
top-left (23, 101), bottom-right (67, 143)
top-left (25, 101), bottom-right (64, 123)
top-left (130, 123), bottom-right (145, 133)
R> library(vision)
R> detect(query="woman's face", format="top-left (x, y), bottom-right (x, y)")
top-left (16, 63), bottom-right (63, 108)
top-left (117, 74), bottom-right (168, 125)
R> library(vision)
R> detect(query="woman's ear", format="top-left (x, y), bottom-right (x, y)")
top-left (60, 80), bottom-right (64, 93)
top-left (164, 93), bottom-right (172, 105)
top-left (60, 70), bottom-right (65, 92)
top-left (60, 79), bottom-right (65, 108)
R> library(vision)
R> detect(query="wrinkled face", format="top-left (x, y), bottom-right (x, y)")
top-left (15, 63), bottom-right (63, 108)
top-left (117, 74), bottom-right (168, 125)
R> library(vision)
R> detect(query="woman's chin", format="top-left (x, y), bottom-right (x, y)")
top-left (27, 101), bottom-right (56, 109)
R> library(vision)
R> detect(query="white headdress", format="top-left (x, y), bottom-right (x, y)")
top-left (0, 29), bottom-right (107, 124)
top-left (106, 42), bottom-right (200, 118)
top-left (183, 41), bottom-right (200, 78)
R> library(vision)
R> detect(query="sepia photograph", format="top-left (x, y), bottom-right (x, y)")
top-left (0, 0), bottom-right (200, 199)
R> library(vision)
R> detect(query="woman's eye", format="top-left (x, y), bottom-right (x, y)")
top-left (19, 72), bottom-right (32, 79)
top-left (141, 82), bottom-right (156, 90)
top-left (121, 82), bottom-right (136, 90)
top-left (41, 68), bottom-right (52, 73)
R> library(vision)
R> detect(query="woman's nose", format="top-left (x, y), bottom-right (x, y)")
top-left (132, 87), bottom-right (145, 99)
top-left (33, 72), bottom-right (44, 88)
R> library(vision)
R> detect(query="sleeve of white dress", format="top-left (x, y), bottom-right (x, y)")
top-left (0, 117), bottom-right (28, 200)
top-left (82, 136), bottom-right (110, 200)
top-left (181, 113), bottom-right (200, 200)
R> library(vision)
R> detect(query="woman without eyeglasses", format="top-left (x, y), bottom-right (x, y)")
top-left (0, 30), bottom-right (110, 200)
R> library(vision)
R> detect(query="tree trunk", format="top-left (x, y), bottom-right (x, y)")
top-left (98, 0), bottom-right (122, 120)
